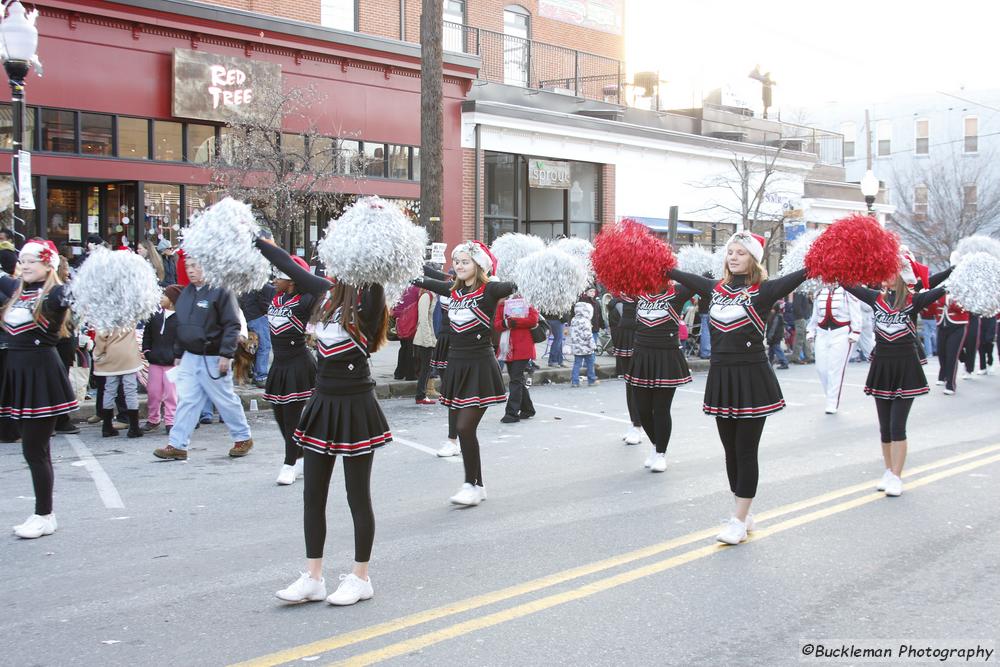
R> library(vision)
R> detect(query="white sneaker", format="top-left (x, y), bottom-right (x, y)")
top-left (623, 426), bottom-right (643, 446)
top-left (294, 457), bottom-right (304, 478)
top-left (437, 440), bottom-right (460, 457)
top-left (716, 517), bottom-right (748, 545)
top-left (943, 388), bottom-right (955, 395)
top-left (276, 465), bottom-right (296, 486)
top-left (650, 453), bottom-right (667, 473)
top-left (449, 483), bottom-right (481, 506)
top-left (643, 447), bottom-right (656, 468)
top-left (884, 474), bottom-right (903, 497)
top-left (476, 485), bottom-right (487, 502)
top-left (275, 572), bottom-right (327, 603)
top-left (326, 573), bottom-right (374, 606)
top-left (976, 368), bottom-right (988, 375)
top-left (876, 468), bottom-right (893, 492)
top-left (935, 380), bottom-right (945, 386)
top-left (962, 371), bottom-right (975, 381)
top-left (824, 406), bottom-right (838, 415)
top-left (13, 514), bottom-right (57, 539)
top-left (745, 513), bottom-right (756, 533)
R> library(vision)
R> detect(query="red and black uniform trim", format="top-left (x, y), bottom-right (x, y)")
top-left (263, 290), bottom-right (318, 404)
top-left (625, 286), bottom-right (693, 389)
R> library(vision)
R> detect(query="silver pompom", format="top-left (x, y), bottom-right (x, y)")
top-left (181, 197), bottom-right (271, 295)
top-left (318, 196), bottom-right (427, 288)
top-left (511, 247), bottom-right (589, 316)
top-left (712, 247), bottom-right (727, 279)
top-left (947, 252), bottom-right (1000, 316)
top-left (953, 235), bottom-right (1000, 263)
top-left (676, 245), bottom-right (717, 278)
top-left (780, 229), bottom-right (826, 294)
top-left (69, 247), bottom-right (162, 331)
top-left (552, 237), bottom-right (594, 276)
top-left (490, 233), bottom-right (545, 280)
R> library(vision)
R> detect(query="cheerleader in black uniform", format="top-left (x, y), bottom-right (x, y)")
top-left (256, 240), bottom-right (390, 607)
top-left (1, 240), bottom-right (79, 539)
top-left (265, 253), bottom-right (320, 486)
top-left (613, 295), bottom-right (644, 446)
top-left (669, 232), bottom-right (806, 545)
top-left (842, 272), bottom-right (946, 498)
top-left (415, 241), bottom-right (515, 506)
top-left (627, 287), bottom-right (693, 472)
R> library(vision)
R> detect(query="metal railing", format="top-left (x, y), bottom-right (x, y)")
top-left (442, 21), bottom-right (623, 104)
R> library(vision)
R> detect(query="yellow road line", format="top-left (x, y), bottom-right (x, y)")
top-left (333, 451), bottom-right (1000, 667)
top-left (231, 443), bottom-right (1000, 667)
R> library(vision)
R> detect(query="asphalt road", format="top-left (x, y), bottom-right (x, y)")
top-left (2, 359), bottom-right (998, 667)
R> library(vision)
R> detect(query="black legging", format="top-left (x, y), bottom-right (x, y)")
top-left (273, 401), bottom-right (306, 466)
top-left (455, 406), bottom-right (487, 486)
top-left (505, 359), bottom-right (534, 418)
top-left (447, 402), bottom-right (458, 440)
top-left (937, 323), bottom-right (966, 391)
top-left (874, 397), bottom-right (913, 443)
top-left (302, 449), bottom-right (374, 561)
top-left (962, 316), bottom-right (980, 374)
top-left (21, 417), bottom-right (57, 516)
top-left (622, 358), bottom-right (641, 427)
top-left (414, 345), bottom-right (433, 400)
top-left (633, 386), bottom-right (676, 454)
top-left (715, 417), bottom-right (767, 499)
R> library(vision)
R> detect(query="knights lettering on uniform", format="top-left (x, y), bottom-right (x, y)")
top-left (2, 290), bottom-right (43, 335)
top-left (449, 285), bottom-right (490, 333)
top-left (637, 290), bottom-right (681, 328)
top-left (710, 284), bottom-right (765, 334)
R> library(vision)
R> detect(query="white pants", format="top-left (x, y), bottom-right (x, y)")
top-left (814, 326), bottom-right (853, 411)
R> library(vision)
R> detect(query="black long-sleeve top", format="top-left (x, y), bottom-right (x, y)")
top-left (634, 285), bottom-right (695, 349)
top-left (414, 266), bottom-right (516, 353)
top-left (669, 268), bottom-right (807, 362)
top-left (254, 240), bottom-right (322, 359)
top-left (843, 285), bottom-right (946, 349)
top-left (142, 310), bottom-right (178, 366)
top-left (0, 277), bottom-right (71, 351)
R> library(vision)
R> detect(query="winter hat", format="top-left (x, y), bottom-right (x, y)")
top-left (19, 238), bottom-right (60, 270)
top-left (163, 284), bottom-right (184, 305)
top-left (726, 230), bottom-right (766, 264)
top-left (86, 233), bottom-right (104, 246)
top-left (452, 240), bottom-right (498, 275)
top-left (274, 255), bottom-right (310, 280)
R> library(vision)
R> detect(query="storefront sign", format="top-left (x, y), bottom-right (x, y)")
top-left (172, 49), bottom-right (281, 123)
top-left (528, 159), bottom-right (571, 189)
top-left (538, 0), bottom-right (623, 35)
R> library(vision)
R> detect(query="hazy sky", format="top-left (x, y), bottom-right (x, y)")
top-left (625, 0), bottom-right (1000, 113)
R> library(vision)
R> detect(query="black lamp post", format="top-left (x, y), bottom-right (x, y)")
top-left (860, 169), bottom-right (879, 214)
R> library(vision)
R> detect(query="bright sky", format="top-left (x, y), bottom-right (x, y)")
top-left (625, 0), bottom-right (1000, 113)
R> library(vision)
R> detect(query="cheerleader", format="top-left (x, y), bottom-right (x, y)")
top-left (936, 295), bottom-right (968, 395)
top-left (842, 270), bottom-right (946, 498)
top-left (265, 253), bottom-right (319, 486)
top-left (415, 242), bottom-right (515, 506)
top-left (669, 231), bottom-right (806, 546)
top-left (256, 239), bottom-right (390, 607)
top-left (423, 271), bottom-right (461, 458)
top-left (626, 286), bottom-right (693, 472)
top-left (1, 239), bottom-right (79, 539)
top-left (805, 286), bottom-right (862, 414)
top-left (612, 295), bottom-right (644, 445)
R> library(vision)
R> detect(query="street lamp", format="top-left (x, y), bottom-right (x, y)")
top-left (860, 169), bottom-right (879, 213)
top-left (1, 0), bottom-right (40, 236)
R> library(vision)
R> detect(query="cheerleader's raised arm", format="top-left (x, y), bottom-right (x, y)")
top-left (255, 238), bottom-right (332, 296)
top-left (667, 268), bottom-right (717, 299)
top-left (755, 268), bottom-right (808, 310)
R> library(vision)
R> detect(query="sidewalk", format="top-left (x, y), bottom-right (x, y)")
top-left (72, 341), bottom-right (712, 418)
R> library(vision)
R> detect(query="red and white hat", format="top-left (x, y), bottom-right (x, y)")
top-left (452, 240), bottom-right (498, 276)
top-left (19, 238), bottom-right (60, 271)
top-left (274, 255), bottom-right (310, 280)
top-left (726, 230), bottom-right (766, 264)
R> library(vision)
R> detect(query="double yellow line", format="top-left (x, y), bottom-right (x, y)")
top-left (234, 444), bottom-right (1000, 667)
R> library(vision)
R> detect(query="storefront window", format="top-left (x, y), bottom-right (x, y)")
top-left (144, 184), bottom-right (180, 244)
top-left (185, 185), bottom-right (220, 225)
top-left (40, 109), bottom-right (75, 153)
top-left (153, 121), bottom-right (182, 162)
top-left (0, 103), bottom-right (36, 151)
top-left (388, 145), bottom-right (409, 179)
top-left (363, 142), bottom-right (386, 177)
top-left (528, 188), bottom-right (564, 222)
top-left (486, 152), bottom-right (516, 218)
top-left (80, 113), bottom-right (113, 156)
top-left (187, 124), bottom-right (216, 164)
top-left (103, 183), bottom-right (138, 244)
top-left (411, 147), bottom-right (421, 181)
top-left (46, 183), bottom-right (82, 248)
top-left (118, 117), bottom-right (149, 159)
top-left (309, 136), bottom-right (333, 172)
top-left (569, 162), bottom-right (598, 222)
top-left (335, 139), bottom-right (360, 175)
top-left (485, 219), bottom-right (515, 245)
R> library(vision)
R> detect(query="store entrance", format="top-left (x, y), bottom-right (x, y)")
top-left (44, 180), bottom-right (138, 250)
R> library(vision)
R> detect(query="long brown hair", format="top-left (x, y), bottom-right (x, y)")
top-left (141, 240), bottom-right (165, 282)
top-left (1, 267), bottom-right (70, 337)
top-left (723, 258), bottom-right (768, 285)
top-left (451, 266), bottom-right (490, 293)
top-left (891, 274), bottom-right (910, 311)
top-left (313, 282), bottom-right (389, 353)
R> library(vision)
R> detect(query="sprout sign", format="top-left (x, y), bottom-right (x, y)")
top-left (528, 159), bottom-right (571, 189)
top-left (172, 49), bottom-right (281, 123)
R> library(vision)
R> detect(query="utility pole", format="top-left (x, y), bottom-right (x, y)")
top-left (419, 2), bottom-right (444, 242)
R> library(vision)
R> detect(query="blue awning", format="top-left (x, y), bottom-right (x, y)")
top-left (626, 216), bottom-right (702, 235)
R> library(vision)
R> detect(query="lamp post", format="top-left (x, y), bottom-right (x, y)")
top-left (860, 169), bottom-right (879, 214)
top-left (1, 1), bottom-right (40, 237)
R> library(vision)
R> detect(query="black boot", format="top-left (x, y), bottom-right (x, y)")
top-left (102, 409), bottom-right (120, 437)
top-left (126, 409), bottom-right (144, 438)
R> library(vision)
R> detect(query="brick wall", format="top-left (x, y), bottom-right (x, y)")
top-left (460, 147), bottom-right (481, 241)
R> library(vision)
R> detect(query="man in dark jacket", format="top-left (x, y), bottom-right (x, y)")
top-left (792, 292), bottom-right (815, 363)
top-left (153, 260), bottom-right (253, 461)
top-left (239, 285), bottom-right (275, 387)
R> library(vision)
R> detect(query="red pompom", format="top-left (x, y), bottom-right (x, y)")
top-left (592, 219), bottom-right (676, 295)
top-left (805, 214), bottom-right (900, 286)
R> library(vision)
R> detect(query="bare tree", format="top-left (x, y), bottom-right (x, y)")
top-left (420, 1), bottom-right (444, 242)
top-left (889, 149), bottom-right (1000, 266)
top-left (210, 85), bottom-right (368, 236)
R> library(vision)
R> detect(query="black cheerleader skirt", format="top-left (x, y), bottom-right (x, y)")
top-left (864, 345), bottom-right (929, 400)
top-left (0, 347), bottom-right (78, 419)
top-left (703, 359), bottom-right (785, 419)
top-left (439, 346), bottom-right (507, 409)
top-left (431, 333), bottom-right (450, 370)
top-left (625, 345), bottom-right (692, 389)
top-left (263, 349), bottom-right (317, 404)
top-left (612, 327), bottom-right (635, 358)
top-left (293, 386), bottom-right (392, 457)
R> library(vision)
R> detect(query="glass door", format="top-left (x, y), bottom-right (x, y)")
top-left (46, 182), bottom-right (84, 250)
top-left (103, 182), bottom-right (138, 248)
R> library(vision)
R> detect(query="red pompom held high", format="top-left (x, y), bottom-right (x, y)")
top-left (805, 214), bottom-right (900, 286)
top-left (592, 219), bottom-right (677, 295)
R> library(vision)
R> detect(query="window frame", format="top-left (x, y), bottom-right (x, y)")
top-left (876, 119), bottom-right (891, 157)
top-left (913, 184), bottom-right (928, 222)
top-left (964, 115), bottom-right (978, 154)
top-left (841, 122), bottom-right (855, 159)
top-left (914, 118), bottom-right (929, 156)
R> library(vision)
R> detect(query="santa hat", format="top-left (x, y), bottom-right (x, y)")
top-left (274, 255), bottom-right (310, 280)
top-left (726, 231), bottom-right (766, 264)
top-left (452, 240), bottom-right (497, 276)
top-left (19, 238), bottom-right (60, 271)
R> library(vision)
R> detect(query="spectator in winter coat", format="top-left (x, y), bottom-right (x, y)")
top-left (570, 301), bottom-right (598, 387)
top-left (141, 285), bottom-right (182, 434)
top-left (392, 284), bottom-right (420, 381)
top-left (792, 292), bottom-right (814, 363)
top-left (578, 287), bottom-right (606, 345)
top-left (766, 303), bottom-right (789, 369)
top-left (93, 327), bottom-right (144, 438)
top-left (413, 287), bottom-right (438, 405)
top-left (494, 297), bottom-right (539, 423)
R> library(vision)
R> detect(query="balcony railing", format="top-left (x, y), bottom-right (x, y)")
top-left (443, 21), bottom-right (623, 104)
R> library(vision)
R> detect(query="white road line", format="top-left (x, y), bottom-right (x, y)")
top-left (393, 436), bottom-right (461, 463)
top-left (532, 403), bottom-right (632, 424)
top-left (62, 434), bottom-right (125, 509)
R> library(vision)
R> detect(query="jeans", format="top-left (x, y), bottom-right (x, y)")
top-left (768, 343), bottom-right (788, 366)
top-left (699, 313), bottom-right (711, 358)
top-left (168, 352), bottom-right (252, 450)
top-left (201, 397), bottom-right (215, 421)
top-left (547, 319), bottom-right (564, 365)
top-left (572, 353), bottom-right (597, 385)
top-left (920, 319), bottom-right (937, 357)
top-left (247, 315), bottom-right (271, 382)
top-left (103, 373), bottom-right (139, 410)
top-left (793, 319), bottom-right (813, 361)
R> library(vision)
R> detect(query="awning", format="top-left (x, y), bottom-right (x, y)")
top-left (625, 216), bottom-right (702, 235)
